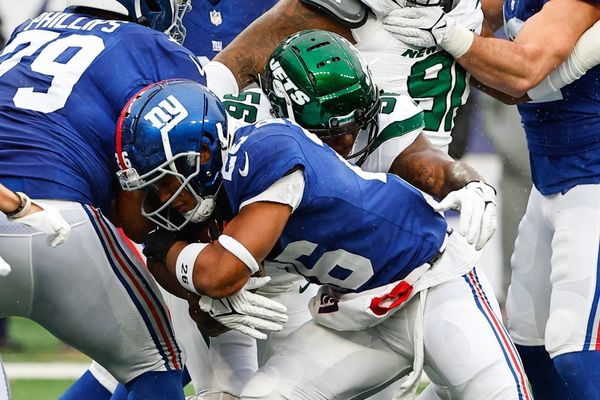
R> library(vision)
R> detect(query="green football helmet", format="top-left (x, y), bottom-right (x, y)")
top-left (263, 29), bottom-right (380, 162)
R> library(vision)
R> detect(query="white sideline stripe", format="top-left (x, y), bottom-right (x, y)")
top-left (4, 362), bottom-right (88, 380)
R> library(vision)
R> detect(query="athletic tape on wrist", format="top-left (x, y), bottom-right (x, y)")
top-left (7, 192), bottom-right (32, 219)
top-left (443, 24), bottom-right (474, 59)
top-left (176, 243), bottom-right (208, 295)
top-left (218, 235), bottom-right (260, 274)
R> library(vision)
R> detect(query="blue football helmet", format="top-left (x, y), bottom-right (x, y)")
top-left (116, 79), bottom-right (228, 231)
top-left (66, 0), bottom-right (191, 43)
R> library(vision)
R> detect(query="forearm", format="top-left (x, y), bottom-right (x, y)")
top-left (146, 258), bottom-right (191, 299)
top-left (459, 0), bottom-right (600, 97)
top-left (391, 136), bottom-right (485, 199)
top-left (0, 185), bottom-right (42, 216)
top-left (164, 240), bottom-right (249, 298)
top-left (0, 184), bottom-right (21, 214)
top-left (458, 35), bottom-right (552, 98)
top-left (472, 77), bottom-right (529, 105)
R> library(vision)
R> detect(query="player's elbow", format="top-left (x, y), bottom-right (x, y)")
top-left (505, 77), bottom-right (537, 98)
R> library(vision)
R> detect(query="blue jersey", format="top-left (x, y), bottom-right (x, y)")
top-left (223, 119), bottom-right (448, 292)
top-left (504, 0), bottom-right (600, 195)
top-left (182, 0), bottom-right (276, 64)
top-left (0, 11), bottom-right (206, 212)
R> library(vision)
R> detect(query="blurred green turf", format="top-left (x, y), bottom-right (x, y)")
top-left (9, 380), bottom-right (196, 400)
top-left (9, 379), bottom-right (74, 400)
top-left (2, 317), bottom-right (88, 363)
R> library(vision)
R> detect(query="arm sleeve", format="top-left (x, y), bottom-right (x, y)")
top-left (528, 20), bottom-right (600, 100)
top-left (239, 169), bottom-right (305, 212)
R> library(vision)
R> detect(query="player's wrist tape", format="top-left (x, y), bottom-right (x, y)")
top-left (218, 234), bottom-right (260, 274)
top-left (176, 242), bottom-right (208, 295)
top-left (443, 24), bottom-right (474, 59)
top-left (6, 192), bottom-right (32, 219)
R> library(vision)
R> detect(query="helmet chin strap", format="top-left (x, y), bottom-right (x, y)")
top-left (184, 195), bottom-right (215, 224)
top-left (183, 181), bottom-right (223, 224)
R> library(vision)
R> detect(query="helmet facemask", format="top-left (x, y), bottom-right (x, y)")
top-left (164, 0), bottom-right (192, 44)
top-left (117, 150), bottom-right (222, 231)
top-left (308, 90), bottom-right (381, 164)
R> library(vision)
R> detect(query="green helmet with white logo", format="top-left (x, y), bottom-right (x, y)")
top-left (263, 29), bottom-right (380, 160)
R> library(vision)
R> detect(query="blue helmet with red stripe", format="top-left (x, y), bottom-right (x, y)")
top-left (66, 0), bottom-right (191, 43)
top-left (115, 79), bottom-right (227, 230)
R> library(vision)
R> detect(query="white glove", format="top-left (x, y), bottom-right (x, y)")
top-left (198, 276), bottom-right (288, 340)
top-left (12, 204), bottom-right (71, 247)
top-left (0, 255), bottom-right (11, 277)
top-left (383, 7), bottom-right (474, 57)
top-left (361, 0), bottom-right (404, 20)
top-left (434, 181), bottom-right (497, 250)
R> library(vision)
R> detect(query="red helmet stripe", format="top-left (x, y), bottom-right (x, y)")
top-left (115, 80), bottom-right (172, 171)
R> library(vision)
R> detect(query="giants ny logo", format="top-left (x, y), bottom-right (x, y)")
top-left (143, 95), bottom-right (189, 137)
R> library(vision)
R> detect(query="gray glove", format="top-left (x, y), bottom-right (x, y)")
top-left (12, 202), bottom-right (71, 247)
top-left (383, 7), bottom-right (474, 57)
top-left (199, 277), bottom-right (288, 340)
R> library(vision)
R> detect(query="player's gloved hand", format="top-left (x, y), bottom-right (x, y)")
top-left (198, 276), bottom-right (288, 340)
top-left (434, 181), bottom-right (497, 250)
top-left (9, 195), bottom-right (71, 247)
top-left (360, 0), bottom-right (403, 20)
top-left (143, 228), bottom-right (179, 263)
top-left (383, 7), bottom-right (474, 58)
top-left (0, 255), bottom-right (11, 277)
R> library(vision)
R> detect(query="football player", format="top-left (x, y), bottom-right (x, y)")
top-left (212, 0), bottom-right (482, 153)
top-left (116, 76), bottom-right (529, 399)
top-left (143, 29), bottom-right (499, 399)
top-left (222, 27), bottom-right (499, 365)
top-left (0, 1), bottom-right (277, 399)
top-left (64, 1), bottom-right (287, 398)
top-left (0, 184), bottom-right (71, 400)
top-left (381, 0), bottom-right (600, 398)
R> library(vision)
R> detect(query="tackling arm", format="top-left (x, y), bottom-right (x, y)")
top-left (390, 133), bottom-right (497, 250)
top-left (213, 0), bottom-right (353, 88)
top-left (383, 0), bottom-right (600, 97)
top-left (389, 133), bottom-right (485, 199)
top-left (457, 0), bottom-right (600, 97)
top-left (158, 201), bottom-right (292, 298)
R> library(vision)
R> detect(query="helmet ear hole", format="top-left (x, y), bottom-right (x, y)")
top-left (146, 0), bottom-right (161, 12)
top-left (200, 143), bottom-right (211, 165)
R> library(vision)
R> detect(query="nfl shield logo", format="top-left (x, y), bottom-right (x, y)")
top-left (209, 10), bottom-right (222, 26)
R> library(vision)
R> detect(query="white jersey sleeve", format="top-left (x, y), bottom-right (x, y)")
top-left (221, 88), bottom-right (273, 126)
top-left (351, 0), bottom-right (483, 152)
top-left (352, 93), bottom-right (423, 173)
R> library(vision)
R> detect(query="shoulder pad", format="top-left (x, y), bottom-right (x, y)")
top-left (299, 0), bottom-right (368, 28)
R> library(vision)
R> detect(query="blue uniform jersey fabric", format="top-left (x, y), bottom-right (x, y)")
top-left (182, 0), bottom-right (276, 62)
top-left (0, 11), bottom-right (206, 212)
top-left (223, 119), bottom-right (448, 292)
top-left (504, 0), bottom-right (600, 195)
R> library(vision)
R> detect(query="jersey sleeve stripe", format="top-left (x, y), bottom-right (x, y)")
top-left (369, 112), bottom-right (424, 154)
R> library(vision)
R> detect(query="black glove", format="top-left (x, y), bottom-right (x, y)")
top-left (143, 228), bottom-right (179, 263)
